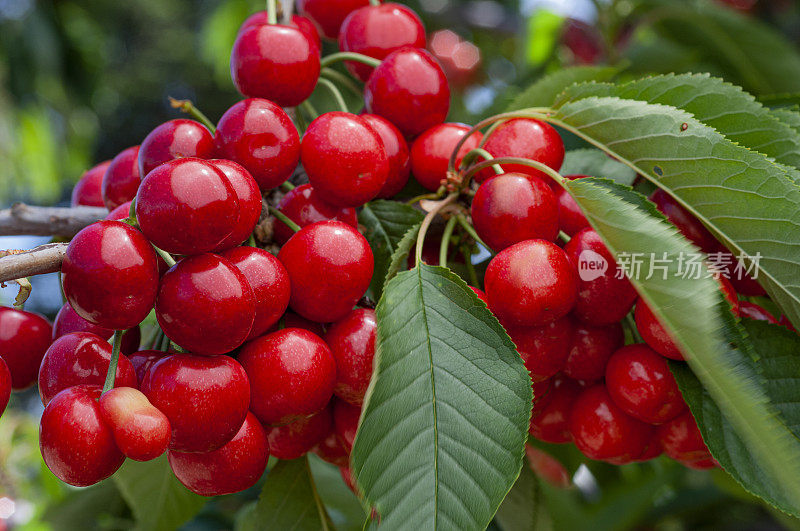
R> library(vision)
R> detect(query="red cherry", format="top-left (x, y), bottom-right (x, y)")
top-left (301, 112), bottom-right (389, 207)
top-left (61, 221), bottom-right (159, 330)
top-left (633, 433), bottom-right (664, 462)
top-left (208, 159), bottom-right (263, 251)
top-left (136, 158), bottom-right (239, 255)
top-left (410, 123), bottom-right (482, 191)
top-left (605, 344), bottom-right (686, 425)
top-left (53, 303), bottom-right (140, 356)
top-left (72, 161), bottom-right (111, 207)
top-left (364, 47), bottom-right (450, 138)
top-left (99, 386), bottom-right (171, 461)
top-left (729, 273), bottom-right (766, 296)
top-left (555, 175), bottom-right (590, 236)
top-left (238, 328), bottom-right (336, 426)
top-left (738, 301), bottom-right (778, 323)
top-left (562, 19), bottom-right (604, 65)
top-left (779, 315), bottom-right (798, 333)
top-left (484, 239), bottom-right (578, 327)
top-left (479, 119), bottom-right (564, 183)
top-left (278, 221), bottom-right (373, 323)
top-left (339, 3), bottom-right (426, 82)
top-left (220, 246), bottom-right (291, 340)
top-left (0, 358), bottom-right (10, 416)
top-left (569, 384), bottom-right (654, 462)
top-left (525, 445), bottom-right (571, 488)
top-left (325, 308), bottom-right (376, 405)
top-left (297, 0), bottom-right (369, 39)
top-left (40, 385), bottom-right (125, 486)
top-left (681, 456), bottom-right (716, 470)
top-left (562, 319), bottom-right (624, 382)
top-left (469, 286), bottom-right (488, 304)
top-left (340, 465), bottom-right (358, 494)
top-left (168, 412), bottom-right (268, 496)
top-left (506, 317), bottom-right (572, 383)
top-left (214, 98), bottom-right (300, 191)
top-left (231, 24), bottom-right (320, 107)
top-left (563, 228), bottom-right (638, 325)
top-left (273, 184), bottom-right (357, 245)
top-left (333, 399), bottom-right (361, 453)
top-left (267, 311), bottom-right (327, 337)
top-left (529, 376), bottom-right (581, 443)
top-left (105, 200), bottom-right (133, 221)
top-left (471, 173), bottom-right (559, 251)
top-left (102, 146), bottom-right (141, 210)
top-left (141, 353), bottom-right (250, 452)
top-left (634, 300), bottom-right (683, 360)
top-left (361, 114), bottom-right (411, 198)
top-left (38, 332), bottom-right (137, 406)
top-left (313, 428), bottom-right (349, 466)
top-left (128, 349), bottom-right (169, 386)
top-left (649, 189), bottom-right (718, 252)
top-left (156, 254), bottom-right (255, 355)
top-left (0, 307), bottom-right (52, 390)
top-left (266, 406), bottom-right (332, 459)
top-left (239, 12), bottom-right (322, 52)
top-left (657, 411), bottom-right (710, 462)
top-left (138, 119), bottom-right (216, 177)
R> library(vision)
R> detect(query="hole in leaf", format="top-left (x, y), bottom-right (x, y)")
top-left (654, 166), bottom-right (663, 176)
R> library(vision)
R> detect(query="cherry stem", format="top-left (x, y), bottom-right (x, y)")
top-left (455, 214), bottom-right (490, 251)
top-left (247, 234), bottom-right (257, 247)
top-left (280, 181), bottom-right (296, 192)
top-left (266, 0), bottom-right (278, 24)
top-left (151, 244), bottom-right (177, 268)
top-left (159, 331), bottom-right (171, 352)
top-left (102, 330), bottom-right (123, 394)
top-left (320, 68), bottom-right (363, 97)
top-left (300, 100), bottom-right (319, 121)
top-left (169, 97), bottom-right (216, 134)
top-left (406, 191), bottom-right (443, 205)
top-left (150, 328), bottom-right (164, 350)
top-left (320, 52), bottom-right (381, 69)
top-left (461, 156), bottom-right (566, 189)
top-left (439, 216), bottom-right (458, 268)
top-left (268, 205), bottom-right (301, 233)
top-left (317, 77), bottom-right (349, 112)
top-left (415, 193), bottom-right (458, 265)
top-left (368, 0), bottom-right (380, 5)
top-left (281, 0), bottom-right (294, 25)
top-left (461, 148), bottom-right (503, 178)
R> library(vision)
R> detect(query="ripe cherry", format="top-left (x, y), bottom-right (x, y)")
top-left (562, 319), bottom-right (624, 382)
top-left (278, 221), bottom-right (374, 323)
top-left (266, 406), bottom-right (332, 459)
top-left (361, 114), bottom-right (410, 198)
top-left (634, 300), bottom-right (682, 360)
top-left (208, 159), bottom-right (263, 251)
top-left (156, 253), bottom-right (255, 355)
top-left (738, 301), bottom-right (778, 323)
top-left (313, 428), bottom-right (349, 467)
top-left (469, 286), bottom-right (488, 305)
top-left (0, 307), bottom-right (52, 390)
top-left (506, 316), bottom-right (572, 383)
top-left (484, 239), bottom-right (578, 327)
top-left (0, 358), bottom-right (10, 416)
top-left (525, 445), bottom-right (571, 488)
top-left (72, 160), bottom-right (111, 207)
top-left (325, 308), bottom-right (376, 405)
top-left (141, 353), bottom-right (250, 452)
top-left (136, 158), bottom-right (239, 255)
top-left (168, 412), bottom-right (268, 496)
top-left (333, 399), bottom-right (361, 453)
top-left (53, 303), bottom-right (141, 356)
top-left (529, 376), bottom-right (581, 444)
top-left (410, 123), bottom-right (483, 191)
top-left (563, 228), bottom-right (638, 325)
top-left (272, 184), bottom-right (358, 245)
top-left (39, 385), bottom-right (125, 486)
top-left (605, 344), bottom-right (686, 424)
top-left (99, 386), bottom-right (171, 461)
top-left (339, 3), bottom-right (426, 82)
top-left (301, 112), bottom-right (389, 207)
top-left (231, 23), bottom-right (320, 107)
top-left (471, 173), bottom-right (559, 251)
top-left (128, 349), bottom-right (169, 386)
top-left (102, 145), bottom-right (141, 210)
top-left (657, 410), bottom-right (710, 462)
top-left (61, 221), bottom-right (159, 330)
top-left (105, 200), bottom-right (133, 221)
top-left (267, 311), bottom-right (327, 337)
top-left (215, 98), bottom-right (300, 191)
top-left (38, 332), bottom-right (138, 406)
top-left (239, 12), bottom-right (321, 52)
top-left (238, 328), bottom-right (336, 426)
top-left (138, 119), bottom-right (216, 177)
top-left (649, 189), bottom-right (718, 252)
top-left (555, 175), bottom-right (590, 236)
top-left (428, 30), bottom-right (482, 90)
top-left (297, 0), bottom-right (369, 39)
top-left (479, 118), bottom-right (564, 183)
top-left (220, 246), bottom-right (291, 340)
top-left (569, 384), bottom-right (654, 463)
top-left (364, 47), bottom-right (450, 138)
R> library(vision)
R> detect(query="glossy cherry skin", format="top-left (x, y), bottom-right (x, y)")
top-left (239, 12), bottom-right (321, 52)
top-left (301, 112), bottom-right (389, 207)
top-left (38, 332), bottom-right (138, 406)
top-left (238, 328), bottom-right (336, 426)
top-left (738, 301), bottom-right (778, 323)
top-left (141, 353), bottom-right (250, 452)
top-left (220, 246), bottom-right (291, 340)
top-left (649, 189), bottom-right (718, 252)
top-left (72, 160), bottom-right (111, 207)
top-left (53, 303), bottom-right (141, 356)
top-left (529, 376), bottom-right (581, 443)
top-left (214, 98), bottom-right (300, 191)
top-left (168, 412), bottom-right (268, 496)
top-left (563, 228), bottom-right (638, 325)
top-left (0, 307), bottom-right (52, 389)
top-left (506, 316), bottom-right (572, 383)
top-left (361, 114), bottom-right (411, 198)
top-left (273, 184), bottom-right (358, 245)
top-left (479, 119), bottom-right (564, 183)
top-left (562, 319), bottom-right (624, 382)
top-left (569, 384), bottom-right (654, 463)
top-left (364, 47), bottom-right (450, 138)
top-left (39, 385), bottom-right (125, 487)
top-left (325, 308), bottom-right (376, 405)
top-left (138, 119), bottom-right (216, 177)
top-left (61, 221), bottom-right (159, 330)
top-left (657, 411), bottom-right (710, 462)
top-left (470, 286), bottom-right (488, 305)
top-left (0, 358), bottom-right (10, 415)
top-left (231, 24), bottom-right (320, 107)
top-left (156, 254), bottom-right (255, 355)
top-left (99, 386), bottom-right (171, 461)
top-left (278, 221), bottom-right (374, 323)
top-left (313, 428), bottom-right (349, 466)
top-left (297, 0), bottom-right (369, 39)
top-left (484, 239), bottom-right (578, 327)
top-left (410, 123), bottom-right (483, 191)
top-left (102, 145), bottom-right (141, 210)
top-left (472, 173), bottom-right (559, 251)
top-left (605, 344), bottom-right (686, 425)
top-left (333, 399), bottom-right (361, 453)
top-left (128, 349), bottom-right (169, 386)
top-left (555, 175), bottom-right (590, 236)
top-left (136, 158), bottom-right (239, 255)
top-left (267, 406), bottom-right (332, 459)
top-left (209, 159), bottom-right (263, 251)
top-left (339, 3), bottom-right (426, 82)
top-left (634, 300), bottom-right (683, 360)
top-left (105, 200), bottom-right (133, 221)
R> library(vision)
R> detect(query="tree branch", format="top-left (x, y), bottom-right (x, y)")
top-left (0, 204), bottom-right (107, 237)
top-left (0, 243), bottom-right (68, 284)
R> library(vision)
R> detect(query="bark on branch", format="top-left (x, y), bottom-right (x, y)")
top-left (0, 244), bottom-right (68, 284)
top-left (0, 203), bottom-right (107, 237)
